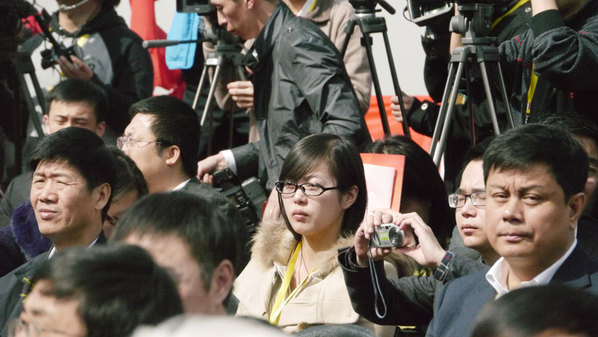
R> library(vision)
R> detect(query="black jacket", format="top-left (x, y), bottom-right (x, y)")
top-left (500, 0), bottom-right (598, 125)
top-left (230, 2), bottom-right (370, 189)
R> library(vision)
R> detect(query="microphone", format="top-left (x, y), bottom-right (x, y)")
top-left (58, 0), bottom-right (92, 12)
top-left (142, 39), bottom-right (204, 49)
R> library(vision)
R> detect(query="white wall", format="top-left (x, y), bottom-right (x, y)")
top-left (34, 0), bottom-right (428, 96)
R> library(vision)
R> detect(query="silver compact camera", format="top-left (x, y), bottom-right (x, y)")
top-left (370, 223), bottom-right (404, 248)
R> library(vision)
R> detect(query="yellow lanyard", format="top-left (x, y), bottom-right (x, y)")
top-left (269, 242), bottom-right (315, 325)
top-left (526, 64), bottom-right (538, 123)
top-left (491, 0), bottom-right (530, 30)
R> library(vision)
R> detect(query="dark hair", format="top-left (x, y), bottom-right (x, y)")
top-left (483, 124), bottom-right (588, 200)
top-left (111, 191), bottom-right (245, 294)
top-left (129, 96), bottom-right (200, 178)
top-left (540, 114), bottom-right (598, 145)
top-left (31, 244), bottom-right (183, 337)
top-left (45, 79), bottom-right (107, 123)
top-left (454, 136), bottom-right (494, 189)
top-left (368, 135), bottom-right (454, 247)
top-left (29, 127), bottom-right (117, 220)
top-left (109, 147), bottom-right (148, 202)
top-left (472, 284), bottom-right (598, 337)
top-left (278, 134), bottom-right (367, 240)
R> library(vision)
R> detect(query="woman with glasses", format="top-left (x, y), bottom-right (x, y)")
top-left (233, 133), bottom-right (394, 336)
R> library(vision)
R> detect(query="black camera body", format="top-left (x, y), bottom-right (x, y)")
top-left (370, 223), bottom-right (405, 248)
top-left (213, 168), bottom-right (267, 236)
top-left (40, 44), bottom-right (76, 69)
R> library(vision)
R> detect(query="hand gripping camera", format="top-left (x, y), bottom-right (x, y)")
top-left (370, 223), bottom-right (405, 248)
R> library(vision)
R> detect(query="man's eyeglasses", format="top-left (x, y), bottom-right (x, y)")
top-left (8, 319), bottom-right (84, 337)
top-left (116, 136), bottom-right (165, 150)
top-left (448, 191), bottom-right (486, 208)
top-left (275, 181), bottom-right (339, 197)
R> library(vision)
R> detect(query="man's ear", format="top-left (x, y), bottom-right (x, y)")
top-left (341, 185), bottom-right (358, 210)
top-left (209, 259), bottom-right (234, 306)
top-left (93, 182), bottom-right (111, 211)
top-left (568, 192), bottom-right (586, 229)
top-left (43, 114), bottom-right (50, 130)
top-left (246, 0), bottom-right (254, 10)
top-left (164, 145), bottom-right (182, 167)
top-left (95, 121), bottom-right (106, 137)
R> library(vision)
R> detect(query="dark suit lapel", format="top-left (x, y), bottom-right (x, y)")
top-left (550, 246), bottom-right (597, 289)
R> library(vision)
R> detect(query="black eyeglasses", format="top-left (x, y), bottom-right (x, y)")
top-left (448, 191), bottom-right (486, 208)
top-left (275, 181), bottom-right (339, 197)
top-left (8, 318), bottom-right (85, 337)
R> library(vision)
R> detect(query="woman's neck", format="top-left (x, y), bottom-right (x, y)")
top-left (58, 1), bottom-right (101, 33)
top-left (284, 0), bottom-right (307, 15)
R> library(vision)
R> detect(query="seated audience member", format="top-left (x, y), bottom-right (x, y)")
top-left (0, 127), bottom-right (117, 334)
top-left (234, 134), bottom-right (393, 336)
top-left (339, 140), bottom-right (495, 329)
top-left (426, 124), bottom-right (598, 337)
top-left (0, 148), bottom-right (146, 276)
top-left (10, 244), bottom-right (183, 337)
top-left (111, 191), bottom-right (247, 315)
top-left (102, 148), bottom-right (148, 238)
top-left (471, 284), bottom-right (598, 337)
top-left (119, 95), bottom-right (215, 195)
top-left (0, 78), bottom-right (108, 223)
top-left (540, 115), bottom-right (598, 258)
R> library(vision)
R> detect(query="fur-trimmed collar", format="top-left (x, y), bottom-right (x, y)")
top-left (250, 220), bottom-right (354, 276)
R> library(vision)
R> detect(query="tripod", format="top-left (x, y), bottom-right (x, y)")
top-left (0, 35), bottom-right (46, 178)
top-left (340, 0), bottom-right (411, 138)
top-left (191, 30), bottom-right (246, 155)
top-left (429, 3), bottom-right (514, 166)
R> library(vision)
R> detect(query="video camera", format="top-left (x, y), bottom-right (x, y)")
top-left (404, 0), bottom-right (506, 27)
top-left (33, 9), bottom-right (76, 69)
top-left (213, 168), bottom-right (267, 236)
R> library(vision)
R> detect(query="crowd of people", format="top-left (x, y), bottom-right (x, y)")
top-left (2, 0), bottom-right (598, 335)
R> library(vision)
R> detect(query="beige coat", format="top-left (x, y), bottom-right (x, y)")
top-left (234, 221), bottom-right (394, 336)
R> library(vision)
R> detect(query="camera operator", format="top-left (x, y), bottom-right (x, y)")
top-left (197, 0), bottom-right (371, 220)
top-left (21, 0), bottom-right (153, 147)
top-left (391, 0), bottom-right (531, 191)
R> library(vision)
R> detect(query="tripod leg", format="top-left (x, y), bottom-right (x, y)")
top-left (193, 62), bottom-right (211, 111)
top-left (201, 61), bottom-right (225, 155)
top-left (429, 56), bottom-right (458, 156)
top-left (359, 25), bottom-right (391, 137)
top-left (494, 63), bottom-right (515, 129)
top-left (381, 30), bottom-right (410, 138)
top-left (340, 20), bottom-right (357, 59)
top-left (478, 61), bottom-right (500, 135)
top-left (433, 61), bottom-right (466, 166)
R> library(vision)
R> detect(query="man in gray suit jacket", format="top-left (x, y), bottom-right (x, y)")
top-left (427, 123), bottom-right (598, 337)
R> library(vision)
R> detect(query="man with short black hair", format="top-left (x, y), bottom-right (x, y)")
top-left (120, 96), bottom-right (214, 195)
top-left (0, 78), bottom-right (108, 222)
top-left (0, 127), bottom-right (117, 335)
top-left (111, 191), bottom-right (248, 315)
top-left (426, 124), bottom-right (598, 337)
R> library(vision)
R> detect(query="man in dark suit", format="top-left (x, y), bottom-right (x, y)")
top-left (118, 95), bottom-right (217, 195)
top-left (427, 124), bottom-right (598, 337)
top-left (0, 127), bottom-right (117, 335)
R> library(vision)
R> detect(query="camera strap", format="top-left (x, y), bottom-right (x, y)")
top-left (269, 241), bottom-right (316, 325)
top-left (490, 0), bottom-right (530, 30)
top-left (368, 242), bottom-right (388, 319)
